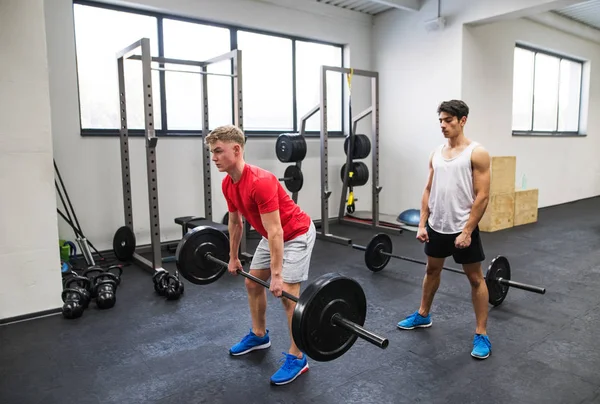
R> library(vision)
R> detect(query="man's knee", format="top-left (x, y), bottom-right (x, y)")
top-left (246, 269), bottom-right (270, 293)
top-left (425, 257), bottom-right (445, 276)
top-left (281, 282), bottom-right (301, 309)
top-left (462, 263), bottom-right (485, 288)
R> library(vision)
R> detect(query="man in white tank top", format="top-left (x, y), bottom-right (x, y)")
top-left (397, 100), bottom-right (493, 360)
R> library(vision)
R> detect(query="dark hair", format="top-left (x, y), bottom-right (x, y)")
top-left (437, 100), bottom-right (469, 121)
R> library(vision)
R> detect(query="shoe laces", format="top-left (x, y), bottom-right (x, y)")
top-left (474, 334), bottom-right (489, 347)
top-left (278, 352), bottom-right (298, 371)
top-left (241, 331), bottom-right (257, 344)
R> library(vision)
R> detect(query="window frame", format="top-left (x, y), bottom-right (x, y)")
top-left (511, 43), bottom-right (585, 137)
top-left (73, 0), bottom-right (345, 138)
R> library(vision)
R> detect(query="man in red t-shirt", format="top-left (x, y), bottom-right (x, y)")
top-left (205, 125), bottom-right (316, 386)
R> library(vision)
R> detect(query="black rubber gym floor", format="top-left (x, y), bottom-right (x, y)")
top-left (2, 197), bottom-right (600, 404)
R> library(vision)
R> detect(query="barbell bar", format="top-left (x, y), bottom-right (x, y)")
top-left (352, 233), bottom-right (546, 306)
top-left (175, 225), bottom-right (389, 362)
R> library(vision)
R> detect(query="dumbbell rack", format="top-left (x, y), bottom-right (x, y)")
top-left (112, 37), bottom-right (251, 277)
top-left (318, 66), bottom-right (400, 246)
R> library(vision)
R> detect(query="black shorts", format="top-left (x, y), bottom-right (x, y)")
top-left (424, 223), bottom-right (485, 264)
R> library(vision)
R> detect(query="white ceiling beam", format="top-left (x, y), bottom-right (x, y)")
top-left (368, 0), bottom-right (422, 12)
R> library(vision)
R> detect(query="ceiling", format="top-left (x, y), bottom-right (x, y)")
top-left (314, 0), bottom-right (600, 29)
top-left (315, 0), bottom-right (398, 15)
top-left (553, 0), bottom-right (600, 30)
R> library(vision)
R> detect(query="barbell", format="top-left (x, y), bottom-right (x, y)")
top-left (352, 233), bottom-right (546, 306)
top-left (175, 225), bottom-right (389, 362)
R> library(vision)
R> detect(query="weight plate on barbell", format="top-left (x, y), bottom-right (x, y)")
top-left (292, 273), bottom-right (367, 362)
top-left (365, 234), bottom-right (392, 272)
top-left (175, 226), bottom-right (229, 285)
top-left (283, 165), bottom-right (304, 193)
top-left (486, 255), bottom-right (511, 306)
top-left (113, 226), bottom-right (136, 261)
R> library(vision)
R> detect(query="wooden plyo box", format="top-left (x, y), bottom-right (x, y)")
top-left (490, 156), bottom-right (516, 195)
top-left (514, 189), bottom-right (539, 226)
top-left (479, 192), bottom-right (515, 232)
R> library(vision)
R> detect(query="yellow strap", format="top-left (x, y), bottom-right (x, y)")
top-left (346, 68), bottom-right (354, 94)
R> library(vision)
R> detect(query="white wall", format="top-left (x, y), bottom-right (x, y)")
top-left (374, 0), bottom-right (600, 214)
top-left (46, 0), bottom-right (375, 252)
top-left (0, 0), bottom-right (63, 320)
top-left (462, 18), bottom-right (600, 207)
top-left (373, 0), bottom-right (467, 215)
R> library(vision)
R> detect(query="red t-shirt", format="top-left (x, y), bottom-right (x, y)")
top-left (222, 164), bottom-right (312, 241)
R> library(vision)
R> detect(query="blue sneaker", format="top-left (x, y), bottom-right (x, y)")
top-left (270, 352), bottom-right (309, 385)
top-left (397, 311), bottom-right (432, 330)
top-left (229, 329), bottom-right (271, 356)
top-left (471, 334), bottom-right (491, 359)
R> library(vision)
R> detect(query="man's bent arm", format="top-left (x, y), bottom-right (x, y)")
top-left (228, 211), bottom-right (244, 260)
top-left (419, 153), bottom-right (434, 228)
top-left (260, 210), bottom-right (284, 277)
top-left (463, 147), bottom-right (491, 234)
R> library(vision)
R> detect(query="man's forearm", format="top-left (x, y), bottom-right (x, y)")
top-left (267, 230), bottom-right (284, 277)
top-left (228, 221), bottom-right (244, 260)
top-left (419, 189), bottom-right (430, 228)
top-left (463, 194), bottom-right (489, 234)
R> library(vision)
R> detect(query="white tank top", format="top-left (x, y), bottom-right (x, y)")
top-left (427, 142), bottom-right (479, 234)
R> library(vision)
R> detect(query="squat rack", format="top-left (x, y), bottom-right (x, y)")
top-left (114, 37), bottom-right (250, 275)
top-left (316, 65), bottom-right (399, 246)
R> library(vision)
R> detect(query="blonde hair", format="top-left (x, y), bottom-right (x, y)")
top-left (205, 125), bottom-right (245, 148)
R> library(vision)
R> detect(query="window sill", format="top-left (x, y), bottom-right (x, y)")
top-left (512, 131), bottom-right (586, 137)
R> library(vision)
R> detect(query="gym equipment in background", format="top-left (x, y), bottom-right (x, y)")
top-left (397, 209), bottom-right (420, 227)
top-left (55, 160), bottom-right (102, 267)
top-left (274, 107), bottom-right (315, 203)
top-left (300, 66), bottom-right (400, 247)
top-left (111, 38), bottom-right (250, 300)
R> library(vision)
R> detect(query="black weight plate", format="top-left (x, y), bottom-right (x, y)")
top-left (113, 226), bottom-right (136, 261)
top-left (365, 234), bottom-right (392, 272)
top-left (292, 273), bottom-right (367, 362)
top-left (276, 133), bottom-right (307, 163)
top-left (343, 134), bottom-right (372, 159)
top-left (284, 165), bottom-right (304, 193)
top-left (340, 162), bottom-right (369, 187)
top-left (175, 226), bottom-right (229, 285)
top-left (485, 255), bottom-right (511, 306)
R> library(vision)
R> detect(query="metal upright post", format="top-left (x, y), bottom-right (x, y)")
top-left (201, 65), bottom-right (212, 221)
top-left (117, 50), bottom-right (133, 239)
top-left (316, 67), bottom-right (351, 245)
top-left (371, 73), bottom-right (382, 228)
top-left (233, 50), bottom-right (251, 260)
top-left (319, 66), bottom-right (331, 237)
top-left (140, 38), bottom-right (163, 271)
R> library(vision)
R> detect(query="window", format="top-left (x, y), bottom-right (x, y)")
top-left (162, 19), bottom-right (232, 130)
top-left (73, 4), bottom-right (161, 130)
top-left (511, 44), bottom-right (583, 135)
top-left (296, 41), bottom-right (343, 132)
top-left (237, 31), bottom-right (294, 131)
top-left (72, 1), bottom-right (344, 136)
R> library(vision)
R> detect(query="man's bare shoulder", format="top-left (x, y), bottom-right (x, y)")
top-left (471, 144), bottom-right (490, 169)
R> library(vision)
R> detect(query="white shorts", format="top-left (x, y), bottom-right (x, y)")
top-left (250, 221), bottom-right (316, 283)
